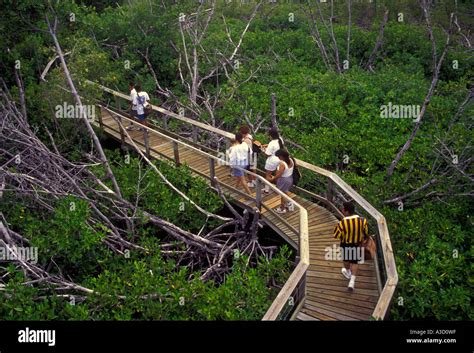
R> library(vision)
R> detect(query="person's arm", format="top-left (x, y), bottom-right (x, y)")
top-left (270, 162), bottom-right (285, 182)
top-left (362, 219), bottom-right (369, 240)
top-left (333, 222), bottom-right (343, 240)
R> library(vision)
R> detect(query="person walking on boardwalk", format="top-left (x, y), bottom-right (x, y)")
top-left (262, 127), bottom-right (284, 193)
top-left (227, 132), bottom-right (252, 195)
top-left (128, 84), bottom-right (150, 130)
top-left (333, 201), bottom-right (369, 291)
top-left (239, 125), bottom-right (257, 188)
top-left (269, 149), bottom-right (294, 213)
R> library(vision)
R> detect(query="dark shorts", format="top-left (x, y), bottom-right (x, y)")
top-left (130, 110), bottom-right (138, 118)
top-left (137, 114), bottom-right (146, 121)
top-left (340, 243), bottom-right (363, 264)
top-left (231, 167), bottom-right (244, 177)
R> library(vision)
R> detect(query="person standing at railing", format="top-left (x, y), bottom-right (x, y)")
top-left (128, 84), bottom-right (150, 130)
top-left (269, 149), bottom-right (294, 214)
top-left (262, 127), bottom-right (284, 194)
top-left (239, 125), bottom-right (257, 188)
top-left (227, 132), bottom-right (252, 195)
top-left (333, 201), bottom-right (369, 291)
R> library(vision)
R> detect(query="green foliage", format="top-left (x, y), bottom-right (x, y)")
top-left (2, 0), bottom-right (472, 321)
top-left (96, 150), bottom-right (224, 233)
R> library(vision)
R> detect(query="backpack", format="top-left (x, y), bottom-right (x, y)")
top-left (291, 158), bottom-right (302, 186)
top-left (252, 142), bottom-right (262, 154)
top-left (137, 94), bottom-right (146, 106)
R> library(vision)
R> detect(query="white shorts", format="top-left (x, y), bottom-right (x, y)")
top-left (265, 156), bottom-right (280, 171)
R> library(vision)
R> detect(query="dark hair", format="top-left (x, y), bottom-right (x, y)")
top-left (129, 82), bottom-right (135, 88)
top-left (275, 149), bottom-right (291, 166)
top-left (343, 201), bottom-right (355, 215)
top-left (269, 127), bottom-right (284, 149)
top-left (135, 84), bottom-right (142, 92)
top-left (235, 132), bottom-right (244, 144)
top-left (239, 125), bottom-right (250, 135)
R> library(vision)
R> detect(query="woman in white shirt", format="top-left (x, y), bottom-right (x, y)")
top-left (263, 127), bottom-right (284, 193)
top-left (269, 149), bottom-right (294, 213)
top-left (239, 125), bottom-right (256, 188)
top-left (131, 84), bottom-right (150, 128)
top-left (228, 132), bottom-right (252, 195)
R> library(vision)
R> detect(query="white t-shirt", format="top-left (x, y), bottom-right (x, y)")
top-left (133, 91), bottom-right (150, 115)
top-left (130, 88), bottom-right (137, 110)
top-left (265, 139), bottom-right (281, 156)
top-left (280, 160), bottom-right (294, 178)
top-left (228, 142), bottom-right (249, 167)
top-left (265, 155), bottom-right (280, 171)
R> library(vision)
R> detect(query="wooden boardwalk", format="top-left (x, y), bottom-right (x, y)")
top-left (95, 107), bottom-right (380, 321)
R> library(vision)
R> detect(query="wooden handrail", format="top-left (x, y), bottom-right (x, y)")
top-left (90, 83), bottom-right (397, 320)
top-left (262, 262), bottom-right (309, 320)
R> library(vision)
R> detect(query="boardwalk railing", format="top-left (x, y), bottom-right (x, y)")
top-left (86, 81), bottom-right (398, 320)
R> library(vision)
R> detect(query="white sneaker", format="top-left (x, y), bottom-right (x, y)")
top-left (341, 268), bottom-right (351, 280)
top-left (287, 202), bottom-right (295, 211)
top-left (274, 207), bottom-right (287, 214)
top-left (348, 275), bottom-right (356, 291)
top-left (247, 182), bottom-right (255, 187)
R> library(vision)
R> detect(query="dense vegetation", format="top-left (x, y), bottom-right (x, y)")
top-left (0, 0), bottom-right (472, 320)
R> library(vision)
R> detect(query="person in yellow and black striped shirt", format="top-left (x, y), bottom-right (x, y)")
top-left (333, 201), bottom-right (369, 291)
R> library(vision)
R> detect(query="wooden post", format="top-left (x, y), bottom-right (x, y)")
top-left (143, 129), bottom-right (150, 159)
top-left (192, 125), bottom-right (198, 143)
top-left (173, 141), bottom-right (180, 166)
top-left (114, 95), bottom-right (120, 111)
top-left (163, 114), bottom-right (168, 130)
top-left (327, 178), bottom-right (334, 203)
top-left (117, 113), bottom-right (125, 147)
top-left (256, 178), bottom-right (262, 210)
top-left (98, 107), bottom-right (103, 130)
top-left (209, 158), bottom-right (216, 186)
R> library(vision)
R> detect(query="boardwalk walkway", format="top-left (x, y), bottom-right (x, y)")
top-left (95, 106), bottom-right (380, 320)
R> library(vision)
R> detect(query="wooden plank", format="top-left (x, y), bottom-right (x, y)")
top-left (306, 287), bottom-right (379, 306)
top-left (304, 299), bottom-right (367, 321)
top-left (306, 281), bottom-right (379, 297)
top-left (306, 290), bottom-right (376, 311)
top-left (300, 307), bottom-right (337, 321)
top-left (302, 302), bottom-right (359, 321)
top-left (296, 312), bottom-right (319, 321)
top-left (306, 270), bottom-right (377, 284)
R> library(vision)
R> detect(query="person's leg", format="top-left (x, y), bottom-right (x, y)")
top-left (247, 167), bottom-right (256, 187)
top-left (350, 263), bottom-right (358, 276)
top-left (341, 245), bottom-right (352, 279)
top-left (264, 170), bottom-right (272, 192)
top-left (348, 262), bottom-right (358, 290)
top-left (348, 247), bottom-right (361, 290)
top-left (235, 176), bottom-right (241, 188)
top-left (241, 176), bottom-right (252, 194)
top-left (127, 111), bottom-right (136, 130)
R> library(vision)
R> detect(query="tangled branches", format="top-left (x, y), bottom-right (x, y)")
top-left (0, 81), bottom-right (276, 298)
